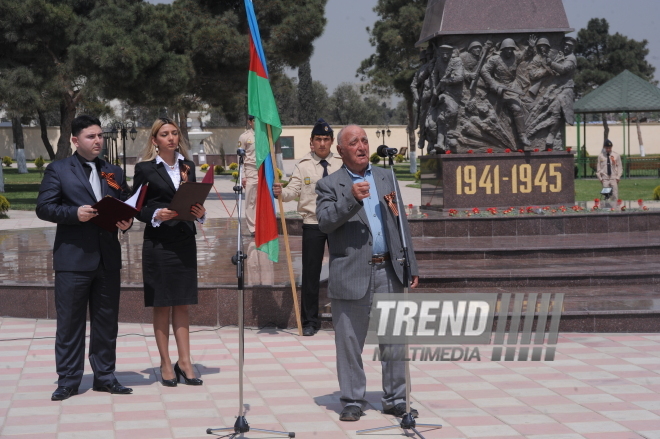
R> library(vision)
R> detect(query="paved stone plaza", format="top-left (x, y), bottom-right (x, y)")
top-left (1, 318), bottom-right (660, 438)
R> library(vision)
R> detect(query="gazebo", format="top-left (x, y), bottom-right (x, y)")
top-left (573, 70), bottom-right (660, 177)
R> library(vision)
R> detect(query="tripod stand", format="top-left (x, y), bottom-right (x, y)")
top-left (357, 150), bottom-right (441, 438)
top-left (207, 149), bottom-right (295, 438)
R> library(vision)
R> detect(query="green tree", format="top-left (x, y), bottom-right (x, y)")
top-left (271, 73), bottom-right (299, 125)
top-left (575, 18), bottom-right (656, 140)
top-left (0, 66), bottom-right (44, 172)
top-left (0, 0), bottom-right (101, 160)
top-left (328, 83), bottom-right (388, 126)
top-left (298, 60), bottom-right (316, 124)
top-left (357, 0), bottom-right (426, 172)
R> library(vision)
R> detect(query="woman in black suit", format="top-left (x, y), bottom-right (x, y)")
top-left (133, 117), bottom-right (205, 386)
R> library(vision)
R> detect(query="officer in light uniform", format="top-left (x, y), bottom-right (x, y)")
top-left (239, 115), bottom-right (256, 235)
top-left (597, 139), bottom-right (623, 202)
top-left (273, 119), bottom-right (342, 336)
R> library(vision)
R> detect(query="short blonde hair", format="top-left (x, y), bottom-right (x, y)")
top-left (141, 117), bottom-right (191, 161)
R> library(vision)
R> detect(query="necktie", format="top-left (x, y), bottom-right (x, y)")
top-left (86, 162), bottom-right (102, 201)
top-left (606, 154), bottom-right (611, 176)
top-left (319, 159), bottom-right (328, 178)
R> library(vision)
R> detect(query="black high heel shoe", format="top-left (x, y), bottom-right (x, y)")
top-left (174, 362), bottom-right (203, 386)
top-left (160, 366), bottom-right (177, 387)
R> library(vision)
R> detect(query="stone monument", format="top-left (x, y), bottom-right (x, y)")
top-left (415, 0), bottom-right (577, 210)
top-left (412, 0), bottom-right (575, 154)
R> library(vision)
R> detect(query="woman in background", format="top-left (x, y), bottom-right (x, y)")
top-left (133, 117), bottom-right (205, 386)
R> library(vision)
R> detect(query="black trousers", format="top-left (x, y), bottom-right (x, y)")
top-left (301, 224), bottom-right (328, 329)
top-left (54, 263), bottom-right (120, 389)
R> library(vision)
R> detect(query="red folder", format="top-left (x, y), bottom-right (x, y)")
top-left (90, 184), bottom-right (148, 232)
top-left (168, 182), bottom-right (213, 221)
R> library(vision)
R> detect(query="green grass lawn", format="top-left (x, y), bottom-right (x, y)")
top-left (574, 178), bottom-right (660, 201)
top-left (2, 168), bottom-right (44, 210)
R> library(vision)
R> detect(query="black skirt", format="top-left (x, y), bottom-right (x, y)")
top-left (142, 229), bottom-right (198, 307)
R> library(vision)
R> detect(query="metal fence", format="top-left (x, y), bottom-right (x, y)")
top-left (574, 156), bottom-right (660, 179)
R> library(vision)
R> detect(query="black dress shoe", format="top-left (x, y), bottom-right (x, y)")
top-left (302, 326), bottom-right (316, 336)
top-left (160, 366), bottom-right (177, 387)
top-left (92, 380), bottom-right (133, 394)
top-left (174, 362), bottom-right (203, 385)
top-left (339, 405), bottom-right (365, 421)
top-left (51, 386), bottom-right (77, 401)
top-left (383, 402), bottom-right (418, 418)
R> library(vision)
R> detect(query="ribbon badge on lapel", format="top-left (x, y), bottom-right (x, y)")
top-left (384, 191), bottom-right (399, 217)
top-left (180, 163), bottom-right (190, 186)
top-left (101, 172), bottom-right (121, 190)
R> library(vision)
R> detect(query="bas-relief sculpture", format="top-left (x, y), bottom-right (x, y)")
top-left (412, 34), bottom-right (576, 154)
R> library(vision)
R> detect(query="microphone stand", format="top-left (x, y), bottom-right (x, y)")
top-left (357, 152), bottom-right (442, 439)
top-left (207, 149), bottom-right (295, 439)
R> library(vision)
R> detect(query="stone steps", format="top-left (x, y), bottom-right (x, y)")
top-left (416, 254), bottom-right (660, 288)
top-left (411, 230), bottom-right (660, 260)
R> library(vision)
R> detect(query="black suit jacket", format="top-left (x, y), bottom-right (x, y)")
top-left (36, 154), bottom-right (128, 272)
top-left (132, 159), bottom-right (198, 240)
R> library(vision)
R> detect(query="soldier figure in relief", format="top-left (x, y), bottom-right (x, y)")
top-left (545, 37), bottom-right (577, 148)
top-left (411, 46), bottom-right (435, 153)
top-left (526, 36), bottom-right (557, 97)
top-left (480, 38), bottom-right (534, 147)
top-left (460, 41), bottom-right (483, 86)
top-left (431, 44), bottom-right (464, 151)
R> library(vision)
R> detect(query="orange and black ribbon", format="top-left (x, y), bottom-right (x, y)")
top-left (384, 191), bottom-right (399, 217)
top-left (180, 163), bottom-right (190, 185)
top-left (101, 172), bottom-right (121, 190)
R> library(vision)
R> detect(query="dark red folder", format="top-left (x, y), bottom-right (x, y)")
top-left (90, 184), bottom-right (148, 232)
top-left (168, 182), bottom-right (213, 221)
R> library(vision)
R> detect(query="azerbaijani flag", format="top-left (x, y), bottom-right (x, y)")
top-left (245, 0), bottom-right (282, 262)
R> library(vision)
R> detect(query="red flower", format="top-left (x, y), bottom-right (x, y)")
top-left (408, 204), bottom-right (413, 208)
top-left (566, 147), bottom-right (572, 153)
top-left (425, 202), bottom-right (431, 207)
top-left (504, 148), bottom-right (511, 153)
top-left (518, 149), bottom-right (524, 153)
top-left (621, 206), bottom-right (626, 211)
top-left (617, 199), bottom-right (623, 205)
top-left (534, 148), bottom-right (539, 152)
top-left (472, 207), bottom-right (480, 214)
top-left (467, 150), bottom-right (474, 154)
top-left (638, 199), bottom-right (644, 207)
top-left (546, 148), bottom-right (553, 151)
top-left (643, 206), bottom-right (649, 210)
top-left (594, 198), bottom-right (600, 203)
top-left (448, 209), bottom-right (458, 216)
top-left (445, 150), bottom-right (451, 154)
top-left (486, 148), bottom-right (493, 153)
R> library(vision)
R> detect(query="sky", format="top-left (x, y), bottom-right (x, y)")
top-left (148, 0), bottom-right (660, 94)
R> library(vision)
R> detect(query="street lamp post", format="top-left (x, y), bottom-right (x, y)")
top-left (375, 125), bottom-right (392, 167)
top-left (102, 126), bottom-right (112, 162)
top-left (111, 121), bottom-right (137, 174)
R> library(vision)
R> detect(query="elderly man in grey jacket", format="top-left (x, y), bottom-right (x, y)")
top-left (315, 124), bottom-right (419, 422)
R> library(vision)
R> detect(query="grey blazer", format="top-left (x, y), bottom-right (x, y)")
top-left (316, 165), bottom-right (418, 301)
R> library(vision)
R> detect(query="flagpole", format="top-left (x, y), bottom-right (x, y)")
top-left (267, 124), bottom-right (303, 336)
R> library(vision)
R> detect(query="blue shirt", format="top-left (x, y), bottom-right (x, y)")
top-left (345, 164), bottom-right (388, 255)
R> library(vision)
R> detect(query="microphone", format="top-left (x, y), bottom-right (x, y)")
top-left (236, 148), bottom-right (246, 156)
top-left (377, 144), bottom-right (398, 157)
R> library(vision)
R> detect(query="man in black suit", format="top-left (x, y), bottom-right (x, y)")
top-left (36, 115), bottom-right (133, 401)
